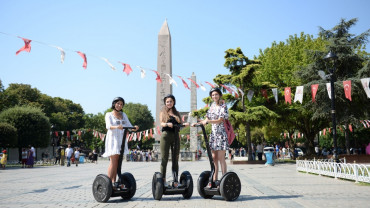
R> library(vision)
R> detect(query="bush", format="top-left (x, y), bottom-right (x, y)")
top-left (0, 122), bottom-right (18, 147)
top-left (0, 106), bottom-right (50, 148)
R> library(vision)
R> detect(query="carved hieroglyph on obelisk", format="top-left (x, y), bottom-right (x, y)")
top-left (189, 72), bottom-right (198, 160)
top-left (156, 19), bottom-right (172, 141)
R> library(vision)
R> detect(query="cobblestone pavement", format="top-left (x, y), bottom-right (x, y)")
top-left (0, 159), bottom-right (369, 208)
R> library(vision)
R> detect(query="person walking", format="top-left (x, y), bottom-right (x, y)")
top-left (102, 97), bottom-right (139, 189)
top-left (55, 147), bottom-right (61, 165)
top-left (74, 148), bottom-right (80, 167)
top-left (193, 88), bottom-right (229, 187)
top-left (26, 145), bottom-right (34, 168)
top-left (159, 94), bottom-right (188, 187)
top-left (21, 148), bottom-right (28, 168)
top-left (65, 144), bottom-right (73, 167)
top-left (1, 150), bottom-right (7, 169)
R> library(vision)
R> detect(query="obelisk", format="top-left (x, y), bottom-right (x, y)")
top-left (156, 19), bottom-right (172, 141)
top-left (189, 72), bottom-right (198, 160)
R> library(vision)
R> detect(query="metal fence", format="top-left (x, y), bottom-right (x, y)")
top-left (296, 160), bottom-right (370, 183)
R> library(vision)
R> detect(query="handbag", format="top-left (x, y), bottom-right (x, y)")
top-left (224, 119), bottom-right (235, 145)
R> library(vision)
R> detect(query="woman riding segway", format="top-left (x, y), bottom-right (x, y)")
top-left (152, 94), bottom-right (193, 200)
top-left (193, 88), bottom-right (241, 201)
top-left (92, 97), bottom-right (139, 202)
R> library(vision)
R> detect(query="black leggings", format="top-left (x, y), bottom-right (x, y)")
top-left (160, 131), bottom-right (180, 180)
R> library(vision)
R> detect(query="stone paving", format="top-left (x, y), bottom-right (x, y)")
top-left (0, 158), bottom-right (369, 208)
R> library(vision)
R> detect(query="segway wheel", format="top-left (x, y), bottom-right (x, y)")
top-left (180, 171), bottom-right (193, 199)
top-left (120, 172), bottom-right (136, 200)
top-left (197, 171), bottom-right (213, 199)
top-left (152, 172), bottom-right (164, 200)
top-left (92, 174), bottom-right (112, 202)
top-left (220, 172), bottom-right (241, 201)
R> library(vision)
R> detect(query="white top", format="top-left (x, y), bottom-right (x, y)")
top-left (65, 147), bottom-right (73, 157)
top-left (74, 150), bottom-right (80, 158)
top-left (102, 111), bottom-right (132, 157)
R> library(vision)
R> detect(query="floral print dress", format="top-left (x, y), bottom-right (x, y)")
top-left (206, 102), bottom-right (229, 151)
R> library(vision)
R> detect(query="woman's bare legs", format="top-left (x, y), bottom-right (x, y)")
top-left (212, 150), bottom-right (227, 182)
top-left (108, 154), bottom-right (119, 183)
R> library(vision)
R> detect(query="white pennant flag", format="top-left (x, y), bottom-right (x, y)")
top-left (140, 69), bottom-right (146, 78)
top-left (145, 130), bottom-right (149, 137)
top-left (153, 128), bottom-right (156, 135)
top-left (294, 86), bottom-right (304, 103)
top-left (200, 83), bottom-right (206, 91)
top-left (138, 132), bottom-right (142, 141)
top-left (238, 88), bottom-right (245, 97)
top-left (360, 78), bottom-right (370, 98)
top-left (247, 90), bottom-right (254, 102)
top-left (56, 46), bottom-right (65, 63)
top-left (61, 131), bottom-right (64, 135)
top-left (272, 88), bottom-right (278, 103)
top-left (326, 83), bottom-right (332, 99)
top-left (101, 57), bottom-right (116, 70)
top-left (166, 74), bottom-right (178, 86)
top-left (133, 133), bottom-right (137, 141)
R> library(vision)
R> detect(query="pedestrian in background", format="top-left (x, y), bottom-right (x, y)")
top-left (74, 148), bottom-right (80, 167)
top-left (65, 144), bottom-right (73, 167)
top-left (1, 150), bottom-right (7, 169)
top-left (21, 148), bottom-right (28, 168)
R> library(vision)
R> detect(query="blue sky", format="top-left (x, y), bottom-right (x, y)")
top-left (1, 0), bottom-right (369, 118)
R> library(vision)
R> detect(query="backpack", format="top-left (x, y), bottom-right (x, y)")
top-left (224, 119), bottom-right (235, 145)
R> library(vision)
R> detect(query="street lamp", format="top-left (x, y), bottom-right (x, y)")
top-left (323, 51), bottom-right (338, 162)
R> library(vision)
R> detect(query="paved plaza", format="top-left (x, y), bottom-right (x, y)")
top-left (0, 158), bottom-right (369, 208)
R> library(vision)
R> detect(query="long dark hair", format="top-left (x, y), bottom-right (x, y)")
top-left (160, 95), bottom-right (181, 123)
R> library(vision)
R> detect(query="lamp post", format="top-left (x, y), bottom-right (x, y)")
top-left (323, 51), bottom-right (338, 162)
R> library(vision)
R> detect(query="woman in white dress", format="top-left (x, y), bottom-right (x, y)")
top-left (102, 97), bottom-right (139, 186)
top-left (193, 88), bottom-right (228, 187)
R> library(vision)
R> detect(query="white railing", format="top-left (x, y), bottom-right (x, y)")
top-left (296, 160), bottom-right (370, 183)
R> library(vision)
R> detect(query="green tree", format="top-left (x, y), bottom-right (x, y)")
top-left (257, 32), bottom-right (328, 155)
top-left (0, 106), bottom-right (50, 160)
top-left (297, 18), bottom-right (370, 155)
top-left (0, 83), bottom-right (43, 111)
top-left (0, 122), bottom-right (18, 147)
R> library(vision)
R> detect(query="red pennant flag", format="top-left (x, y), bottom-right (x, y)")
top-left (323, 128), bottom-right (326, 136)
top-left (177, 76), bottom-right (190, 90)
top-left (219, 84), bottom-right (233, 95)
top-left (55, 131), bottom-right (58, 137)
top-left (205, 81), bottom-right (215, 88)
top-left (349, 124), bottom-right (353, 132)
top-left (182, 115), bottom-right (185, 122)
top-left (261, 89), bottom-right (269, 101)
top-left (187, 78), bottom-right (199, 88)
top-left (157, 126), bottom-right (161, 135)
top-left (284, 87), bottom-right (291, 104)
top-left (339, 126), bottom-right (344, 132)
top-left (78, 131), bottom-right (81, 137)
top-left (343, 80), bottom-right (352, 101)
top-left (67, 131), bottom-right (70, 138)
top-left (298, 133), bottom-right (301, 138)
top-left (329, 128), bottom-right (331, 133)
top-left (149, 128), bottom-right (153, 138)
top-left (151, 70), bottom-right (162, 83)
top-left (129, 133), bottom-right (133, 141)
top-left (284, 133), bottom-right (286, 138)
top-left (16, 38), bottom-right (32, 55)
top-left (120, 62), bottom-right (133, 75)
top-left (77, 51), bottom-right (87, 69)
top-left (311, 84), bottom-right (319, 102)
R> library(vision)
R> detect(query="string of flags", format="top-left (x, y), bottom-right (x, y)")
top-left (2, 32), bottom-right (369, 104)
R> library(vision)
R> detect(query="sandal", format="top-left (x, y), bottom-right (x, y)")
top-left (214, 180), bottom-right (221, 188)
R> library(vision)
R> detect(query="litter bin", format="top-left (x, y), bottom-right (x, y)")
top-left (263, 147), bottom-right (275, 166)
top-left (79, 156), bottom-right (85, 164)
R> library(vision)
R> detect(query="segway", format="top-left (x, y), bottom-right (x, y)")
top-left (92, 126), bottom-right (137, 202)
top-left (152, 124), bottom-right (193, 200)
top-left (195, 124), bottom-right (241, 201)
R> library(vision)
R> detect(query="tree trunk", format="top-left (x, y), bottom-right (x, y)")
top-left (345, 123), bottom-right (350, 155)
top-left (245, 122), bottom-right (253, 161)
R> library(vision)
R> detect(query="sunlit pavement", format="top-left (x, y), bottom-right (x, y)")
top-left (0, 158), bottom-right (369, 208)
